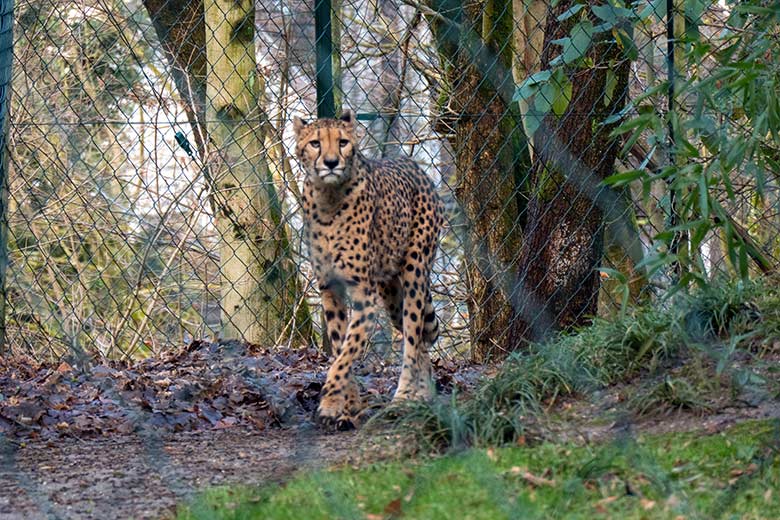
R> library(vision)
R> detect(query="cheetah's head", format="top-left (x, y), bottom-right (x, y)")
top-left (293, 110), bottom-right (356, 186)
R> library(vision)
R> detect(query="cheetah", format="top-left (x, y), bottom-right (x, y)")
top-left (293, 110), bottom-right (444, 430)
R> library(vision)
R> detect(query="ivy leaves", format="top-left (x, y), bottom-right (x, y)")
top-left (550, 19), bottom-right (595, 66)
top-left (513, 69), bottom-right (573, 136)
top-left (513, 0), bottom-right (650, 137)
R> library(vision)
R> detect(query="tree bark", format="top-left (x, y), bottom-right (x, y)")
top-left (201, 0), bottom-right (292, 344)
top-left (141, 0), bottom-right (313, 346)
top-left (428, 0), bottom-right (530, 362)
top-left (507, 0), bottom-right (632, 345)
top-left (142, 0), bottom-right (207, 158)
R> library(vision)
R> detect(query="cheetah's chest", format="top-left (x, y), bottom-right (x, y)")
top-left (304, 200), bottom-right (409, 284)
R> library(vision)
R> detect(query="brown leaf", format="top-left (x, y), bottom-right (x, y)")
top-left (508, 466), bottom-right (556, 487)
top-left (214, 417), bottom-right (238, 429)
top-left (640, 499), bottom-right (656, 510)
top-left (383, 498), bottom-right (402, 517)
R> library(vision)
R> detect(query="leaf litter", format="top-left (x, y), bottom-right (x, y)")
top-left (0, 340), bottom-right (482, 440)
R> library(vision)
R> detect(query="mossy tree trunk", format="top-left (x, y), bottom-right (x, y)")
top-left (428, 0), bottom-right (530, 362)
top-left (507, 0), bottom-right (631, 345)
top-left (202, 0), bottom-right (301, 344)
top-left (142, 0), bottom-right (313, 346)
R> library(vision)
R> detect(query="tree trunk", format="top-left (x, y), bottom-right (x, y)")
top-left (507, 0), bottom-right (632, 345)
top-left (428, 0), bottom-right (530, 362)
top-left (512, 0), bottom-right (548, 160)
top-left (201, 0), bottom-right (288, 344)
top-left (142, 0), bottom-right (312, 346)
top-left (142, 0), bottom-right (207, 158)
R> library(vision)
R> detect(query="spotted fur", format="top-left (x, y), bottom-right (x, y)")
top-left (293, 110), bottom-right (444, 430)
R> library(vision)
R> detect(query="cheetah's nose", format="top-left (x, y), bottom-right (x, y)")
top-left (323, 157), bottom-right (339, 170)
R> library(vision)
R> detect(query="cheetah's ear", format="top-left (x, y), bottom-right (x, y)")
top-left (339, 110), bottom-right (354, 126)
top-left (292, 116), bottom-right (308, 136)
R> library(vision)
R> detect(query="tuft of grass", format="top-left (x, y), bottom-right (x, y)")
top-left (373, 276), bottom-right (779, 451)
top-left (178, 420), bottom-right (780, 520)
top-left (626, 375), bottom-right (714, 417)
top-left (371, 303), bottom-right (685, 449)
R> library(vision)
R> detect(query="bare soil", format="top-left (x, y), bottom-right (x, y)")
top-left (0, 341), bottom-right (479, 519)
top-left (0, 426), bottom-right (375, 519)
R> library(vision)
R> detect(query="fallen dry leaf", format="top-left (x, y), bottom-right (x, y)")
top-left (508, 466), bottom-right (556, 487)
top-left (594, 495), bottom-right (618, 514)
top-left (383, 497), bottom-right (402, 516)
top-left (640, 498), bottom-right (656, 510)
top-left (1, 341), bottom-right (481, 440)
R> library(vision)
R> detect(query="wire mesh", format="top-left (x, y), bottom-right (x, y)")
top-left (2, 0), bottom-right (776, 363)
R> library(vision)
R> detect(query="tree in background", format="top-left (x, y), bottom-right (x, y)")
top-left (8, 0), bottom-right (214, 358)
top-left (428, 0), bottom-right (530, 362)
top-left (202, 0), bottom-right (308, 344)
top-left (508, 0), bottom-right (633, 344)
top-left (143, 0), bottom-right (311, 346)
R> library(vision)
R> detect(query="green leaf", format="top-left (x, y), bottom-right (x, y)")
top-left (557, 3), bottom-right (585, 21)
top-left (603, 169), bottom-right (645, 186)
top-left (513, 70), bottom-right (552, 102)
top-left (536, 82), bottom-right (555, 114)
top-left (738, 243), bottom-right (749, 280)
top-left (603, 104), bottom-right (631, 125)
top-left (551, 21), bottom-right (594, 65)
top-left (525, 106), bottom-right (548, 138)
top-left (513, 82), bottom-right (539, 103)
top-left (567, 20), bottom-right (594, 63)
top-left (698, 173), bottom-right (709, 219)
top-left (522, 70), bottom-right (553, 85)
top-left (615, 28), bottom-right (638, 61)
top-left (591, 4), bottom-right (634, 26)
top-left (604, 69), bottom-right (617, 106)
top-left (552, 74), bottom-right (573, 116)
top-left (639, 0), bottom-right (666, 22)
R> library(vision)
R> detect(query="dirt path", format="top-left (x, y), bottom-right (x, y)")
top-left (0, 341), bottom-right (480, 519)
top-left (0, 426), bottom-right (378, 519)
top-left (3, 401), bottom-right (779, 520)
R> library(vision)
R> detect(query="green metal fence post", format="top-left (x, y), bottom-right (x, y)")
top-left (0, 0), bottom-right (12, 355)
top-left (315, 0), bottom-right (336, 118)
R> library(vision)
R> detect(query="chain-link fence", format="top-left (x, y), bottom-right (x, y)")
top-left (2, 0), bottom-right (777, 363)
top-left (2, 1), bottom-right (780, 518)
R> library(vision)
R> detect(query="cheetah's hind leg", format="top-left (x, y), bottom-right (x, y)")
top-left (415, 289), bottom-right (438, 399)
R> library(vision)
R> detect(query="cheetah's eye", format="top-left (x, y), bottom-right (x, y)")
top-left (309, 140), bottom-right (320, 148)
top-left (339, 139), bottom-right (350, 148)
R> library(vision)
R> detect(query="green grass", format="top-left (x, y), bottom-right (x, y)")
top-left (178, 419), bottom-right (780, 520)
top-left (370, 277), bottom-right (780, 450)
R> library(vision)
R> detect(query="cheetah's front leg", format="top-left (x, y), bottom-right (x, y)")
top-left (317, 283), bottom-right (378, 430)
